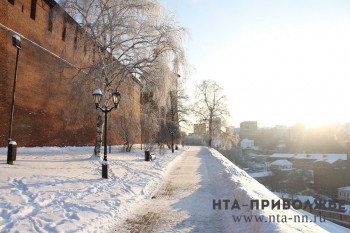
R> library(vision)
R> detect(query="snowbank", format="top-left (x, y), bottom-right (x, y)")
top-left (0, 146), bottom-right (184, 232)
top-left (208, 148), bottom-right (348, 233)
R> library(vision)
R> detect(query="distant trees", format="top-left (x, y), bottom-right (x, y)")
top-left (287, 170), bottom-right (306, 195)
top-left (164, 77), bottom-right (189, 151)
top-left (251, 128), bottom-right (285, 152)
top-left (334, 123), bottom-right (350, 153)
top-left (221, 129), bottom-right (239, 150)
top-left (60, 0), bottom-right (188, 154)
top-left (286, 123), bottom-right (347, 153)
top-left (193, 80), bottom-right (229, 147)
top-left (219, 147), bottom-right (246, 167)
top-left (244, 123), bottom-right (348, 154)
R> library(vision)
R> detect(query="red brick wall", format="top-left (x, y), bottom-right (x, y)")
top-left (0, 1), bottom-right (9, 143)
top-left (0, 0), bottom-right (141, 147)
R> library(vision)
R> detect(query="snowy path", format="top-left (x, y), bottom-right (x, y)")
top-left (114, 147), bottom-right (230, 232)
top-left (113, 147), bottom-right (349, 233)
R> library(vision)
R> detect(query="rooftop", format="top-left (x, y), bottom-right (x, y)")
top-left (338, 186), bottom-right (350, 192)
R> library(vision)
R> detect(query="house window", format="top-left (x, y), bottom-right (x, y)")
top-left (30, 0), bottom-right (37, 20)
top-left (8, 0), bottom-right (15, 5)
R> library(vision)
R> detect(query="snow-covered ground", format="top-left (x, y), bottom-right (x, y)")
top-left (209, 149), bottom-right (348, 233)
top-left (0, 146), bottom-right (184, 232)
top-left (0, 146), bottom-right (348, 232)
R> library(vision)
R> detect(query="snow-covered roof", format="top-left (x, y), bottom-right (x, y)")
top-left (268, 153), bottom-right (348, 164)
top-left (270, 153), bottom-right (295, 158)
top-left (293, 153), bottom-right (322, 160)
top-left (249, 171), bottom-right (273, 178)
top-left (309, 154), bottom-right (347, 164)
top-left (255, 154), bottom-right (269, 158)
top-left (338, 186), bottom-right (350, 191)
top-left (270, 159), bottom-right (293, 166)
top-left (241, 138), bottom-right (254, 142)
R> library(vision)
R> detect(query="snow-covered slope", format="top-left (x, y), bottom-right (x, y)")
top-left (209, 148), bottom-right (348, 233)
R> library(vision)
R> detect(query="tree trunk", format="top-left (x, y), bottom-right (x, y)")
top-left (208, 115), bottom-right (213, 147)
top-left (126, 144), bottom-right (133, 152)
top-left (93, 112), bottom-right (104, 157)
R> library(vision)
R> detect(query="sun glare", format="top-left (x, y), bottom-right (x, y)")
top-left (194, 22), bottom-right (350, 128)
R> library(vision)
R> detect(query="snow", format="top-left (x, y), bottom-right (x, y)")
top-left (0, 146), bottom-right (348, 232)
top-left (209, 148), bottom-right (349, 233)
top-left (270, 159), bottom-right (293, 167)
top-left (0, 146), bottom-right (184, 232)
top-left (314, 154), bottom-right (347, 164)
top-left (345, 205), bottom-right (350, 215)
top-left (270, 153), bottom-right (295, 159)
top-left (338, 186), bottom-right (350, 192)
top-left (269, 153), bottom-right (348, 164)
top-left (249, 171), bottom-right (272, 178)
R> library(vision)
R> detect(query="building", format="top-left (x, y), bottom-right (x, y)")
top-left (239, 121), bottom-right (258, 139)
top-left (314, 157), bottom-right (350, 198)
top-left (267, 153), bottom-right (295, 162)
top-left (269, 160), bottom-right (294, 192)
top-left (291, 154), bottom-right (320, 170)
top-left (293, 154), bottom-right (347, 170)
top-left (338, 186), bottom-right (350, 203)
top-left (240, 138), bottom-right (255, 149)
top-left (270, 159), bottom-right (293, 171)
top-left (0, 0), bottom-right (141, 146)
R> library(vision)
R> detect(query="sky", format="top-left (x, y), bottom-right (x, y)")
top-left (160, 0), bottom-right (350, 128)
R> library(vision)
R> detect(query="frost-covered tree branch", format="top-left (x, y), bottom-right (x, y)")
top-left (59, 0), bottom-right (188, 156)
top-left (193, 80), bottom-right (230, 147)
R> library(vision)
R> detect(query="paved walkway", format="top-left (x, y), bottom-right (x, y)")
top-left (113, 147), bottom-right (227, 233)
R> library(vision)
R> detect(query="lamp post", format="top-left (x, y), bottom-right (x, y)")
top-left (167, 122), bottom-right (176, 153)
top-left (7, 34), bottom-right (22, 165)
top-left (171, 130), bottom-right (174, 153)
top-left (92, 88), bottom-right (121, 179)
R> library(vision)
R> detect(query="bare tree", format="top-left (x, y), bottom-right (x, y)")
top-left (164, 76), bottom-right (189, 151)
top-left (116, 100), bottom-right (140, 152)
top-left (193, 80), bottom-right (229, 147)
top-left (168, 77), bottom-right (190, 126)
top-left (59, 0), bottom-right (188, 156)
top-left (140, 58), bottom-right (190, 152)
top-left (219, 127), bottom-right (240, 150)
top-left (140, 96), bottom-right (159, 149)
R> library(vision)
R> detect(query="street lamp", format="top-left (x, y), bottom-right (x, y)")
top-left (167, 122), bottom-right (176, 153)
top-left (7, 34), bottom-right (22, 165)
top-left (92, 88), bottom-right (121, 179)
top-left (170, 130), bottom-right (174, 153)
